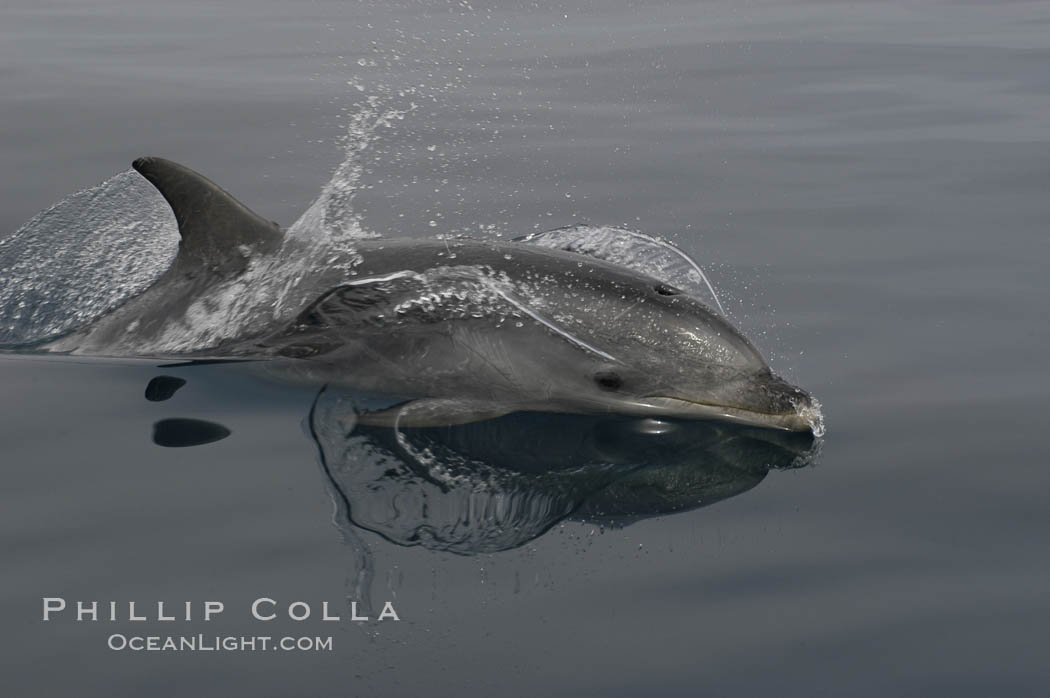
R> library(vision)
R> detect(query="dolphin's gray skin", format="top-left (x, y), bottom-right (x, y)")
top-left (45, 157), bottom-right (819, 432)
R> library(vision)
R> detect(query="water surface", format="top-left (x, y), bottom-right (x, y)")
top-left (2, 0), bottom-right (1049, 695)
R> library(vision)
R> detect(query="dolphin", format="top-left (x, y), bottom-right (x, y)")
top-left (42, 156), bottom-right (820, 432)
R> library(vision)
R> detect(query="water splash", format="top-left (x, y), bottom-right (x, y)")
top-left (518, 224), bottom-right (727, 315)
top-left (287, 94), bottom-right (414, 244)
top-left (0, 170), bottom-right (177, 346)
top-left (795, 396), bottom-right (826, 439)
top-left (0, 94), bottom-right (411, 352)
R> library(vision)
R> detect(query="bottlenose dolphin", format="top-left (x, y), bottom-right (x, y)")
top-left (43, 157), bottom-right (820, 432)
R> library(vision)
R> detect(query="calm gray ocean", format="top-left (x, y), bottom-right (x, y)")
top-left (2, 0), bottom-right (1049, 695)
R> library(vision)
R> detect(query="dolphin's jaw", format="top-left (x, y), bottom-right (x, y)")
top-left (626, 396), bottom-right (822, 433)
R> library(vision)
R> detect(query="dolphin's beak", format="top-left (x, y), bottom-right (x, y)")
top-left (637, 397), bottom-right (817, 432)
top-left (639, 373), bottom-right (823, 434)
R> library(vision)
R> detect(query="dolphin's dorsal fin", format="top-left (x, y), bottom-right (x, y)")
top-left (132, 156), bottom-right (283, 275)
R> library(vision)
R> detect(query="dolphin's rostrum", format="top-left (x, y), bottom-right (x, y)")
top-left (44, 157), bottom-right (822, 433)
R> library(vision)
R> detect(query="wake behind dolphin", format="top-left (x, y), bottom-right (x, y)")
top-left (7, 157), bottom-right (823, 434)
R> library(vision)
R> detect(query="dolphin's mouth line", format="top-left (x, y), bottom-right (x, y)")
top-left (636, 396), bottom-right (814, 432)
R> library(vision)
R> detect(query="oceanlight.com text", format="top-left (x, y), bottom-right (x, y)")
top-left (107, 634), bottom-right (334, 652)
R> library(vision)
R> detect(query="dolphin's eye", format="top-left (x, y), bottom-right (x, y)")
top-left (654, 284), bottom-right (679, 296)
top-left (594, 371), bottom-right (624, 391)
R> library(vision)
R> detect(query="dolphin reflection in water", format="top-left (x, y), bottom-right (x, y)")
top-left (143, 376), bottom-right (818, 613)
top-left (309, 387), bottom-right (818, 555)
top-left (146, 380), bottom-right (818, 554)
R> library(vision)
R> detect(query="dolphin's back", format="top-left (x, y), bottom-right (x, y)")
top-left (260, 237), bottom-right (768, 374)
top-left (48, 158), bottom-right (760, 377)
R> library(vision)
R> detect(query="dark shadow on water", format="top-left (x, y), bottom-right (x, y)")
top-left (144, 375), bottom-right (187, 402)
top-left (152, 418), bottom-right (231, 448)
